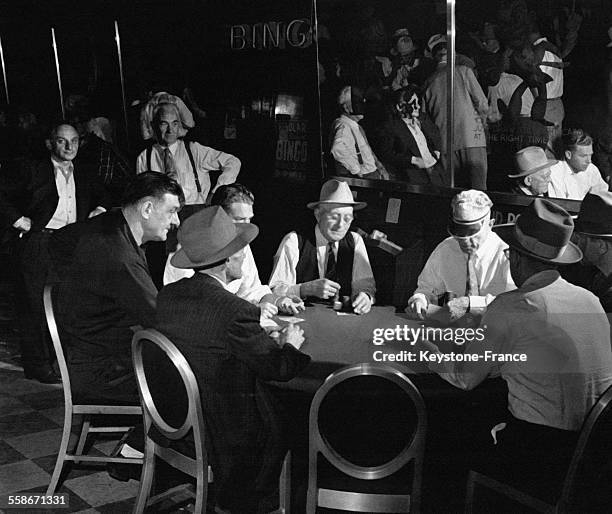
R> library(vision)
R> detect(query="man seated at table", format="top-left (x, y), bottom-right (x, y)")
top-left (548, 129), bottom-right (609, 200)
top-left (508, 146), bottom-right (555, 196)
top-left (406, 190), bottom-right (514, 319)
top-left (156, 206), bottom-right (310, 513)
top-left (422, 198), bottom-right (612, 493)
top-left (164, 183), bottom-right (304, 317)
top-left (269, 179), bottom-right (376, 315)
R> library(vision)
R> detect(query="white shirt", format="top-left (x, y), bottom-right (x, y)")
top-left (412, 232), bottom-right (515, 307)
top-left (269, 225), bottom-right (376, 301)
top-left (164, 244), bottom-right (271, 304)
top-left (330, 115), bottom-right (378, 176)
top-left (487, 72), bottom-right (535, 122)
top-left (136, 140), bottom-right (241, 205)
top-left (46, 158), bottom-right (76, 230)
top-left (548, 161), bottom-right (609, 201)
top-left (403, 118), bottom-right (437, 168)
top-left (533, 37), bottom-right (563, 99)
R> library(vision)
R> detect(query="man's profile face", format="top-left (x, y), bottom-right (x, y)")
top-left (315, 205), bottom-right (354, 242)
top-left (225, 202), bottom-right (254, 224)
top-left (565, 144), bottom-right (593, 173)
top-left (48, 124), bottom-right (79, 162)
top-left (143, 193), bottom-right (181, 242)
top-left (153, 107), bottom-right (181, 147)
top-left (525, 167), bottom-right (552, 195)
top-left (226, 247), bottom-right (246, 281)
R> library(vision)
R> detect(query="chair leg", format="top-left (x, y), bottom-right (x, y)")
top-left (46, 407), bottom-right (74, 495)
top-left (73, 416), bottom-right (91, 464)
top-left (132, 441), bottom-right (156, 514)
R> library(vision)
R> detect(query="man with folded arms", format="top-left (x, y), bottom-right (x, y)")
top-left (156, 206), bottom-right (310, 513)
top-left (406, 190), bottom-right (514, 319)
top-left (508, 146), bottom-right (554, 196)
top-left (269, 179), bottom-right (376, 314)
top-left (423, 198), bottom-right (612, 491)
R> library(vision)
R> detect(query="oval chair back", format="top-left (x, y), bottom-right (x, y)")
top-left (132, 328), bottom-right (209, 514)
top-left (307, 362), bottom-right (427, 513)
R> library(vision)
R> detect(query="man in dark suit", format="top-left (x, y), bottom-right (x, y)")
top-left (156, 206), bottom-right (310, 513)
top-left (373, 85), bottom-right (445, 184)
top-left (0, 122), bottom-right (109, 382)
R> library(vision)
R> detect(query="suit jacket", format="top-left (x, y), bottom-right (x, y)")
top-left (373, 115), bottom-right (441, 178)
top-left (0, 157), bottom-right (109, 231)
top-left (50, 209), bottom-right (157, 391)
top-left (156, 273), bottom-right (310, 510)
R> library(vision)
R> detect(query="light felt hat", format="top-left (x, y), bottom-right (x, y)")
top-left (508, 146), bottom-right (557, 178)
top-left (448, 190), bottom-right (492, 237)
top-left (574, 191), bottom-right (612, 238)
top-left (171, 206), bottom-right (258, 269)
top-left (494, 198), bottom-right (582, 264)
top-left (307, 179), bottom-right (366, 210)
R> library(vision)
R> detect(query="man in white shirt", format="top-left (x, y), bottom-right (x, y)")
top-left (548, 129), bottom-right (609, 200)
top-left (508, 146), bottom-right (555, 196)
top-left (164, 183), bottom-right (303, 317)
top-left (0, 122), bottom-right (109, 382)
top-left (406, 190), bottom-right (514, 319)
top-left (136, 102), bottom-right (240, 214)
top-left (269, 179), bottom-right (376, 314)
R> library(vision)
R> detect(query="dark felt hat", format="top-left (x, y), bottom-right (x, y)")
top-left (574, 191), bottom-right (612, 238)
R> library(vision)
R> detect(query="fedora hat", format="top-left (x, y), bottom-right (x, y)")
top-left (171, 206), bottom-right (258, 269)
top-left (508, 146), bottom-right (557, 178)
top-left (307, 179), bottom-right (366, 210)
top-left (574, 191), bottom-right (612, 238)
top-left (495, 198), bottom-right (582, 264)
top-left (427, 34), bottom-right (447, 53)
top-left (448, 190), bottom-right (493, 237)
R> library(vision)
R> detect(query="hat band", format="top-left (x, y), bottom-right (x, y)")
top-left (514, 224), bottom-right (567, 259)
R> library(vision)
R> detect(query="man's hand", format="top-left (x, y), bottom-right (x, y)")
top-left (352, 292), bottom-right (372, 315)
top-left (433, 150), bottom-right (441, 160)
top-left (447, 296), bottom-right (470, 321)
top-left (406, 295), bottom-right (428, 319)
top-left (276, 296), bottom-right (305, 315)
top-left (301, 279), bottom-right (340, 300)
top-left (278, 323), bottom-right (305, 350)
top-left (88, 206), bottom-right (106, 218)
top-left (13, 216), bottom-right (32, 234)
top-left (259, 302), bottom-right (278, 319)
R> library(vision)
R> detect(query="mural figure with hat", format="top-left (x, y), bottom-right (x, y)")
top-left (269, 179), bottom-right (376, 314)
top-left (156, 205), bottom-right (310, 513)
top-left (562, 191), bottom-right (612, 312)
top-left (423, 34), bottom-right (490, 189)
top-left (330, 85), bottom-right (389, 180)
top-left (423, 198), bottom-right (612, 491)
top-left (548, 128), bottom-right (609, 200)
top-left (387, 28), bottom-right (422, 91)
top-left (406, 190), bottom-right (514, 320)
top-left (508, 145), bottom-right (555, 196)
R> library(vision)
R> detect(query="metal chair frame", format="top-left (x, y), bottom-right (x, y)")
top-left (465, 384), bottom-right (612, 513)
top-left (43, 284), bottom-right (142, 496)
top-left (306, 363), bottom-right (427, 513)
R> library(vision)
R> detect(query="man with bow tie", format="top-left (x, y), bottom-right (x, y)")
top-left (0, 122), bottom-right (110, 383)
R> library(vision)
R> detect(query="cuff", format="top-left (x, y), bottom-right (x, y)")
top-left (468, 296), bottom-right (488, 311)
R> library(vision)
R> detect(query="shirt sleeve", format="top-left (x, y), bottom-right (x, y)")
top-left (195, 144), bottom-right (241, 191)
top-left (352, 232), bottom-right (376, 303)
top-left (114, 255), bottom-right (158, 328)
top-left (237, 245), bottom-right (272, 303)
top-left (135, 150), bottom-right (147, 174)
top-left (269, 232), bottom-right (301, 297)
top-left (589, 165), bottom-right (609, 194)
top-left (163, 250), bottom-right (194, 285)
top-left (331, 122), bottom-right (361, 175)
top-left (464, 66), bottom-right (489, 117)
top-left (412, 246), bottom-right (445, 304)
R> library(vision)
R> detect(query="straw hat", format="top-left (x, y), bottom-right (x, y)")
top-left (307, 180), bottom-right (366, 210)
top-left (508, 146), bottom-right (557, 178)
top-left (448, 190), bottom-right (492, 237)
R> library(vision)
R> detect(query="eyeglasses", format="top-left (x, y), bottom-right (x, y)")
top-left (503, 248), bottom-right (510, 258)
top-left (325, 213), bottom-right (354, 224)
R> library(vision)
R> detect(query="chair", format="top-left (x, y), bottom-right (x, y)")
top-left (306, 363), bottom-right (427, 513)
top-left (43, 284), bottom-right (142, 495)
top-left (465, 383), bottom-right (612, 513)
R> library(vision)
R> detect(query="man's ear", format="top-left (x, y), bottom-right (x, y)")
top-left (140, 199), bottom-right (154, 219)
top-left (524, 175), bottom-right (533, 187)
top-left (564, 149), bottom-right (572, 161)
top-left (45, 139), bottom-right (52, 151)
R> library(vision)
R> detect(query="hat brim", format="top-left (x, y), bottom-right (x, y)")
top-left (171, 223), bottom-right (259, 269)
top-left (575, 221), bottom-right (612, 239)
top-left (508, 159), bottom-right (557, 178)
top-left (494, 224), bottom-right (583, 265)
top-left (448, 219), bottom-right (485, 238)
top-left (307, 200), bottom-right (367, 210)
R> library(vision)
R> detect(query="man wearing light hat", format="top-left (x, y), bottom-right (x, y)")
top-left (423, 198), bottom-right (612, 485)
top-left (509, 145), bottom-right (555, 196)
top-left (156, 205), bottom-right (310, 513)
top-left (406, 190), bottom-right (514, 318)
top-left (269, 179), bottom-right (376, 314)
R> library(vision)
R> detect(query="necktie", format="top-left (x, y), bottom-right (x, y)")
top-left (163, 148), bottom-right (178, 180)
top-left (325, 243), bottom-right (337, 281)
top-left (465, 253), bottom-right (479, 296)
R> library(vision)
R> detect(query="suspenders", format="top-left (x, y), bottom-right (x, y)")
top-left (146, 141), bottom-right (202, 193)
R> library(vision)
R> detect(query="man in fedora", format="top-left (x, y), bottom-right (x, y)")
top-left (406, 190), bottom-right (514, 319)
top-left (269, 179), bottom-right (376, 314)
top-left (563, 191), bottom-right (612, 312)
top-left (156, 205), bottom-right (310, 513)
top-left (423, 198), bottom-right (612, 488)
top-left (508, 145), bottom-right (555, 196)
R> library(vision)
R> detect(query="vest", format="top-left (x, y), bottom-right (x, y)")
top-left (295, 229), bottom-right (355, 299)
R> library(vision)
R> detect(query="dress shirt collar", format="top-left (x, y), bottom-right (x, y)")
top-left (339, 114), bottom-right (360, 129)
top-left (156, 140), bottom-right (180, 156)
top-left (50, 156), bottom-right (74, 175)
top-left (519, 269), bottom-right (560, 292)
top-left (532, 37), bottom-right (547, 46)
top-left (198, 270), bottom-right (231, 290)
top-left (315, 224), bottom-right (336, 249)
